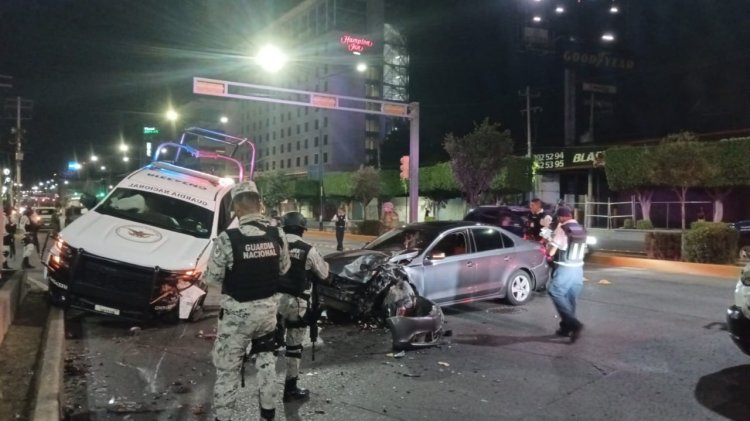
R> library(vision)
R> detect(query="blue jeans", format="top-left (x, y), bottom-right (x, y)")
top-left (548, 264), bottom-right (584, 332)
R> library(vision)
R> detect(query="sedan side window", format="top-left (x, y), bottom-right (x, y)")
top-left (431, 232), bottom-right (468, 257)
top-left (472, 228), bottom-right (506, 251)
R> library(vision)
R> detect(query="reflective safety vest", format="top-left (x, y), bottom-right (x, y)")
top-left (335, 214), bottom-right (346, 228)
top-left (278, 239), bottom-right (312, 298)
top-left (555, 221), bottom-right (587, 266)
top-left (223, 223), bottom-right (281, 302)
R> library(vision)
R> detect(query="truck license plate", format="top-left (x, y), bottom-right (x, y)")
top-left (94, 304), bottom-right (120, 316)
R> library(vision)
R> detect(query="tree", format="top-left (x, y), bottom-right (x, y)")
top-left (443, 118), bottom-right (514, 207)
top-left (604, 145), bottom-right (656, 222)
top-left (648, 132), bottom-right (718, 230)
top-left (703, 137), bottom-right (750, 221)
top-left (256, 171), bottom-right (293, 213)
top-left (351, 166), bottom-right (381, 220)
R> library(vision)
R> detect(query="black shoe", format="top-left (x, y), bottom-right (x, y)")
top-left (260, 407), bottom-right (275, 420)
top-left (555, 328), bottom-right (571, 337)
top-left (283, 377), bottom-right (310, 402)
top-left (22, 257), bottom-right (34, 269)
top-left (570, 325), bottom-right (584, 343)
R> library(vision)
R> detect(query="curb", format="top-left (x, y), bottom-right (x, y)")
top-left (588, 253), bottom-right (742, 279)
top-left (0, 270), bottom-right (28, 346)
top-left (31, 307), bottom-right (64, 421)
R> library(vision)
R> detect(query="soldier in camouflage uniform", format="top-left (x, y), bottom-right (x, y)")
top-left (277, 212), bottom-right (329, 402)
top-left (205, 181), bottom-right (291, 421)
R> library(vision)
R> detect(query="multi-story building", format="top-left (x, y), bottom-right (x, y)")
top-left (236, 0), bottom-right (409, 176)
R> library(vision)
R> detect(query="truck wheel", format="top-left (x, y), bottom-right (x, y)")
top-left (188, 296), bottom-right (206, 323)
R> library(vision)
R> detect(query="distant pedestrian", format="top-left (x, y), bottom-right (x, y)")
top-left (424, 209), bottom-right (435, 222)
top-left (380, 202), bottom-right (399, 234)
top-left (331, 207), bottom-right (348, 251)
top-left (697, 207), bottom-right (706, 222)
top-left (543, 206), bottom-right (587, 343)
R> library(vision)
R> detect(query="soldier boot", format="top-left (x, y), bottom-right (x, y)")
top-left (283, 377), bottom-right (309, 402)
top-left (260, 407), bottom-right (276, 420)
top-left (22, 257), bottom-right (34, 269)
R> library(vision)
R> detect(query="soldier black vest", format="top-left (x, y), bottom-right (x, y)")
top-left (554, 221), bottom-right (587, 266)
top-left (526, 210), bottom-right (548, 240)
top-left (279, 239), bottom-right (312, 298)
top-left (335, 214), bottom-right (346, 228)
top-left (223, 222), bottom-right (281, 302)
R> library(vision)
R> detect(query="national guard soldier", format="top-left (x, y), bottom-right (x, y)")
top-left (526, 198), bottom-right (552, 242)
top-left (543, 206), bottom-right (587, 343)
top-left (278, 211), bottom-right (329, 402)
top-left (205, 181), bottom-right (291, 421)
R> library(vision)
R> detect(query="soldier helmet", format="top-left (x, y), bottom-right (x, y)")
top-left (281, 211), bottom-right (307, 230)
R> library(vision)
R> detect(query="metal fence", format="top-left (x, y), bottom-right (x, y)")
top-left (581, 197), bottom-right (713, 229)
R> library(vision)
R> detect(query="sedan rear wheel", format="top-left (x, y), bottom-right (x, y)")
top-left (505, 270), bottom-right (533, 306)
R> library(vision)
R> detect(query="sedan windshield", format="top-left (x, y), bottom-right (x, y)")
top-left (95, 188), bottom-right (213, 238)
top-left (365, 227), bottom-right (441, 254)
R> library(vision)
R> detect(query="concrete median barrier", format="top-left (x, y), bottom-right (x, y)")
top-left (31, 307), bottom-right (65, 421)
top-left (0, 271), bottom-right (28, 346)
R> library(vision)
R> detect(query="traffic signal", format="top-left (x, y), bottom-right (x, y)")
top-left (399, 155), bottom-right (410, 180)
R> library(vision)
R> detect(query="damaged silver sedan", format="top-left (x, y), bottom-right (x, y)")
top-left (320, 221), bottom-right (550, 349)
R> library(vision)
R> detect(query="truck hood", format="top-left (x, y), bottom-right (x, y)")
top-left (60, 211), bottom-right (210, 270)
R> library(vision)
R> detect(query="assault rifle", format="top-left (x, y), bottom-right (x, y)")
top-left (308, 275), bottom-right (321, 361)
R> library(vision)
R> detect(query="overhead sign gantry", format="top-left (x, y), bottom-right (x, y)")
top-left (192, 77), bottom-right (421, 223)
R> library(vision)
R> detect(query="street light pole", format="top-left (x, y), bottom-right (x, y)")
top-left (14, 96), bottom-right (22, 208)
top-left (318, 125), bottom-right (324, 230)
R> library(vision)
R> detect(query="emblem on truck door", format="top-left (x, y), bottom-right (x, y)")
top-left (115, 225), bottom-right (163, 243)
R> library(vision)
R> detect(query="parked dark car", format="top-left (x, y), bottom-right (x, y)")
top-left (320, 221), bottom-right (550, 323)
top-left (728, 220), bottom-right (750, 259)
top-left (463, 205), bottom-right (529, 237)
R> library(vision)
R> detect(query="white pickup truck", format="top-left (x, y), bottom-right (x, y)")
top-left (727, 262), bottom-right (750, 356)
top-left (45, 128), bottom-right (256, 321)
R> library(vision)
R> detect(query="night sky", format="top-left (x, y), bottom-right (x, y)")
top-left (2, 0), bottom-right (750, 183)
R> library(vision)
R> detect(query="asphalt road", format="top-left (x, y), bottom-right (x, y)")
top-left (61, 236), bottom-right (750, 421)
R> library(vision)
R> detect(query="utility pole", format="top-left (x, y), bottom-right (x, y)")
top-left (519, 86), bottom-right (541, 158)
top-left (15, 97), bottom-right (22, 202)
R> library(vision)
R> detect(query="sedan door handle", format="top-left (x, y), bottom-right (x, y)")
top-left (503, 256), bottom-right (510, 262)
top-left (466, 261), bottom-right (474, 268)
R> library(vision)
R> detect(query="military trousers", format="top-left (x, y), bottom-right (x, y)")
top-left (277, 293), bottom-right (309, 379)
top-left (212, 295), bottom-right (278, 420)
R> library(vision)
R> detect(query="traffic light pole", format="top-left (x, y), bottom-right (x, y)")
top-left (193, 77), bottom-right (421, 223)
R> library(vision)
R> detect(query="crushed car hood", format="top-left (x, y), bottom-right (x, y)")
top-left (324, 249), bottom-right (391, 282)
top-left (60, 211), bottom-right (209, 270)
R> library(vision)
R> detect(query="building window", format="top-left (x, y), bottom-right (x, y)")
top-left (305, 122), bottom-right (309, 132)
top-left (323, 134), bottom-right (328, 145)
top-left (281, 113), bottom-right (285, 122)
top-left (314, 120), bottom-right (319, 130)
top-left (265, 162), bottom-right (269, 171)
top-left (296, 157), bottom-right (301, 166)
top-left (297, 109), bottom-right (301, 117)
top-left (314, 137), bottom-right (319, 147)
top-left (305, 108), bottom-right (309, 115)
top-left (272, 146), bottom-right (276, 154)
top-left (272, 161), bottom-right (276, 170)
top-left (323, 117), bottom-right (328, 127)
top-left (324, 64), bottom-right (329, 74)
top-left (304, 156), bottom-right (308, 165)
top-left (296, 125), bottom-right (300, 134)
top-left (323, 152), bottom-right (328, 163)
top-left (281, 144), bottom-right (284, 153)
top-left (296, 141), bottom-right (300, 150)
top-left (265, 118), bottom-right (269, 127)
top-left (273, 116), bottom-right (276, 124)
top-left (324, 80), bottom-right (328, 92)
top-left (281, 160), bottom-right (285, 169)
top-left (288, 111), bottom-right (291, 120)
top-left (287, 158), bottom-right (291, 168)
top-left (281, 129), bottom-right (284, 139)
top-left (287, 127), bottom-right (291, 136)
top-left (273, 132), bottom-right (276, 140)
top-left (287, 142), bottom-right (292, 152)
top-left (304, 139), bottom-right (309, 149)
top-left (314, 154), bottom-right (319, 164)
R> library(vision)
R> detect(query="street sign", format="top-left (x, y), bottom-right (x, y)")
top-left (194, 79), bottom-right (227, 96)
top-left (383, 103), bottom-right (408, 116)
top-left (582, 82), bottom-right (617, 94)
top-left (143, 126), bottom-right (160, 135)
top-left (310, 94), bottom-right (337, 109)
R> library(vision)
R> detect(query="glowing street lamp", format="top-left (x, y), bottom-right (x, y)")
top-left (555, 6), bottom-right (564, 13)
top-left (356, 63), bottom-right (368, 72)
top-left (123, 156), bottom-right (130, 162)
top-left (119, 143), bottom-right (129, 152)
top-left (90, 155), bottom-right (99, 162)
top-left (166, 109), bottom-right (179, 121)
top-left (256, 45), bottom-right (287, 73)
top-left (220, 116), bottom-right (229, 124)
top-left (602, 33), bottom-right (616, 42)
top-left (532, 15), bottom-right (542, 22)
top-left (100, 166), bottom-right (107, 171)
